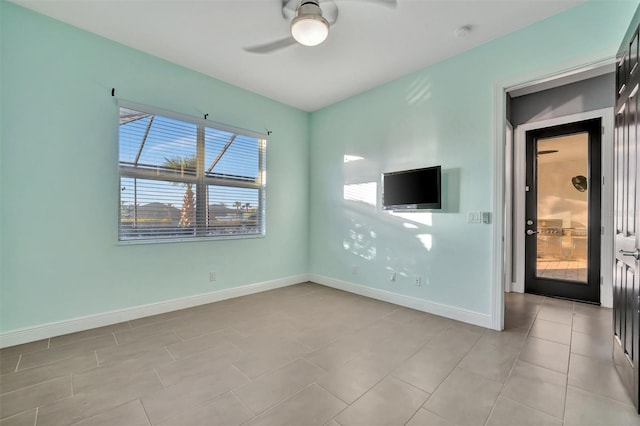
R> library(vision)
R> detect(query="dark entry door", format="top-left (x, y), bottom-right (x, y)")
top-left (524, 119), bottom-right (602, 303)
top-left (613, 6), bottom-right (640, 413)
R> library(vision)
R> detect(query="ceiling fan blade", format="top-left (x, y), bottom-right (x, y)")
top-left (282, 0), bottom-right (298, 19)
top-left (337, 0), bottom-right (397, 8)
top-left (368, 0), bottom-right (397, 7)
top-left (321, 0), bottom-right (339, 26)
top-left (243, 36), bottom-right (297, 54)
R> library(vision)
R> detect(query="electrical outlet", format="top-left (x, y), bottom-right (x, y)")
top-left (351, 265), bottom-right (358, 275)
top-left (389, 272), bottom-right (396, 282)
top-left (209, 271), bottom-right (217, 282)
top-left (414, 276), bottom-right (421, 286)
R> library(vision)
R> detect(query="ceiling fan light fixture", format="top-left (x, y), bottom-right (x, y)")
top-left (291, 1), bottom-right (329, 47)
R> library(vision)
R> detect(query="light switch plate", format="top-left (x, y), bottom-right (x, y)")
top-left (468, 212), bottom-right (481, 223)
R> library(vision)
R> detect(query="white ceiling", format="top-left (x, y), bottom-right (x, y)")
top-left (12, 0), bottom-right (584, 112)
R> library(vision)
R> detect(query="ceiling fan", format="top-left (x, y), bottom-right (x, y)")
top-left (244, 0), bottom-right (397, 54)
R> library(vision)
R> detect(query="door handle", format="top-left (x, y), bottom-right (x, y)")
top-left (619, 249), bottom-right (640, 260)
top-left (526, 229), bottom-right (538, 236)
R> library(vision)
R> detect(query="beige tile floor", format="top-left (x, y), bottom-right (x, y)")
top-left (0, 283), bottom-right (638, 425)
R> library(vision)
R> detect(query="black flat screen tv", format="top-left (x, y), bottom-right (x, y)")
top-left (382, 166), bottom-right (442, 210)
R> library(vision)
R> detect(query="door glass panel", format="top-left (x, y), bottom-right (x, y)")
top-left (536, 132), bottom-right (589, 283)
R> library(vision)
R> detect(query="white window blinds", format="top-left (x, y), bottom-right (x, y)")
top-left (118, 104), bottom-right (266, 242)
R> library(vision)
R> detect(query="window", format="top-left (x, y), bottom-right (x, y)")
top-left (118, 103), bottom-right (266, 242)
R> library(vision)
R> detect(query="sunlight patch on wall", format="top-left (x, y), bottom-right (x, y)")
top-left (343, 182), bottom-right (377, 207)
top-left (417, 234), bottom-right (433, 251)
top-left (407, 75), bottom-right (432, 106)
top-left (344, 155), bottom-right (365, 163)
top-left (343, 222), bottom-right (377, 261)
top-left (388, 211), bottom-right (432, 226)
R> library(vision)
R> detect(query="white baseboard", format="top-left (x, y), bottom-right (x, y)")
top-left (1, 273), bottom-right (495, 348)
top-left (0, 274), bottom-right (310, 348)
top-left (310, 274), bottom-right (494, 329)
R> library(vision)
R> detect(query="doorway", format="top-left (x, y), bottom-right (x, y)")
top-left (524, 119), bottom-right (602, 304)
top-left (493, 57), bottom-right (616, 330)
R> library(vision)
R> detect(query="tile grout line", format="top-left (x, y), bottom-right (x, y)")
top-left (501, 393), bottom-right (566, 422)
top-left (561, 300), bottom-right (576, 423)
top-left (402, 409), bottom-right (421, 426)
top-left (152, 367), bottom-right (167, 389)
top-left (483, 297), bottom-right (544, 426)
top-left (517, 296), bottom-right (578, 423)
top-left (483, 349), bottom-right (523, 426)
top-left (137, 398), bottom-right (153, 426)
top-left (392, 374), bottom-right (432, 397)
top-left (225, 339), bottom-right (247, 358)
top-left (401, 391), bottom-right (430, 426)
top-left (516, 300), bottom-right (603, 420)
top-left (533, 314), bottom-right (575, 327)
top-left (0, 375), bottom-right (71, 396)
top-left (164, 346), bottom-right (176, 362)
top-left (416, 326), bottom-right (486, 413)
top-left (321, 355), bottom-right (406, 420)
top-left (303, 356), bottom-right (332, 375)
top-left (240, 383), bottom-right (316, 425)
top-left (235, 356), bottom-right (304, 385)
top-left (231, 389), bottom-right (258, 417)
top-left (565, 382), bottom-right (638, 409)
top-left (161, 390), bottom-right (246, 426)
top-left (229, 325), bottom-right (251, 340)
top-left (494, 360), bottom-right (567, 420)
top-left (478, 331), bottom-right (516, 426)
top-left (14, 354), bottom-right (22, 372)
top-left (313, 381), bottom-right (352, 407)
top-left (0, 409), bottom-right (29, 423)
top-left (320, 335), bottom-right (434, 425)
top-left (229, 364), bottom-right (252, 383)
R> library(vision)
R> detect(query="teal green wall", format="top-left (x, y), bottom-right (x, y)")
top-left (0, 2), bottom-right (310, 332)
top-left (1, 0), bottom-right (638, 334)
top-left (0, 2), bottom-right (3, 312)
top-left (309, 0), bottom-right (638, 314)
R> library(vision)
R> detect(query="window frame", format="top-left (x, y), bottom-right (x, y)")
top-left (117, 100), bottom-right (267, 244)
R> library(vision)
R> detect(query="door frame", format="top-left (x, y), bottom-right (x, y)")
top-left (504, 121), bottom-right (514, 292)
top-left (513, 110), bottom-right (614, 306)
top-left (491, 58), bottom-right (616, 330)
top-left (523, 118), bottom-right (603, 302)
